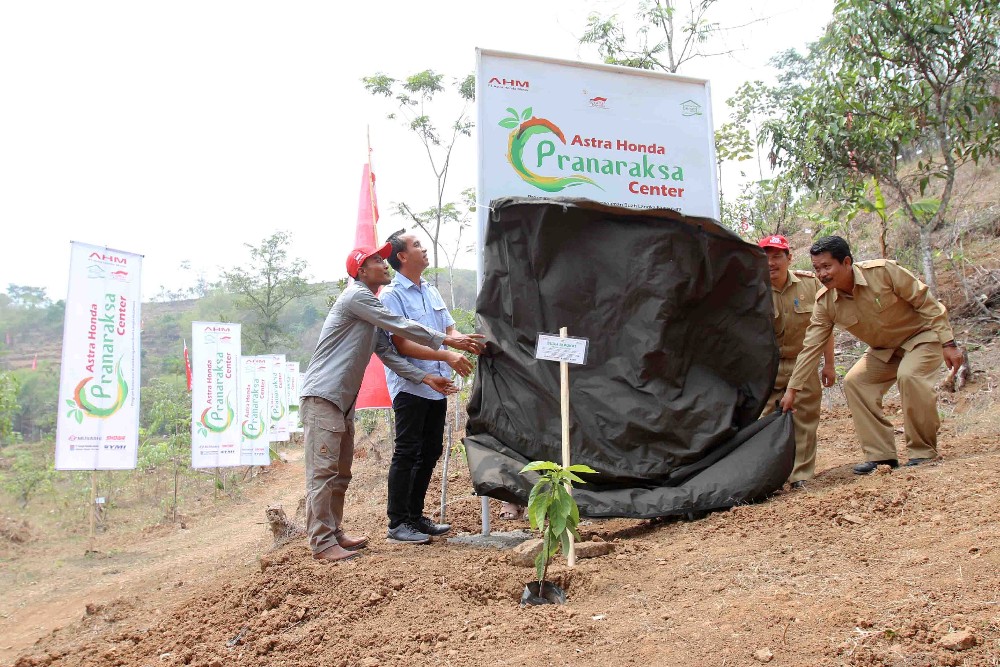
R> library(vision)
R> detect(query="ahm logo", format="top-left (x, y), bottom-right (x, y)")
top-left (589, 96), bottom-right (608, 108)
top-left (488, 77), bottom-right (529, 91)
top-left (89, 252), bottom-right (127, 265)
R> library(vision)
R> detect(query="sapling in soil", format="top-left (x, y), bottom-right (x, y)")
top-left (520, 460), bottom-right (596, 601)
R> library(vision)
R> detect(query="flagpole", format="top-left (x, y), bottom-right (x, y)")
top-left (367, 127), bottom-right (379, 239)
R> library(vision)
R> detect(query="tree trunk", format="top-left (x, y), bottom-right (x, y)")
top-left (918, 224), bottom-right (937, 293)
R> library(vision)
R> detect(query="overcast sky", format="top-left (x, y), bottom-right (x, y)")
top-left (0, 0), bottom-right (833, 303)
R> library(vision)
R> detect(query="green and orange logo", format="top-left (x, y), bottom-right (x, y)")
top-left (499, 107), bottom-right (599, 193)
top-left (65, 360), bottom-right (129, 423)
top-left (197, 396), bottom-right (235, 437)
top-left (241, 415), bottom-right (266, 440)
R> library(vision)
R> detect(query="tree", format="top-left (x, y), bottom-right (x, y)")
top-left (0, 371), bottom-right (19, 446)
top-left (139, 376), bottom-right (192, 521)
top-left (580, 0), bottom-right (742, 73)
top-left (764, 0), bottom-right (1000, 291)
top-left (6, 284), bottom-right (50, 309)
top-left (2, 451), bottom-right (56, 509)
top-left (363, 70), bottom-right (475, 283)
top-left (435, 188), bottom-right (476, 310)
top-left (222, 231), bottom-right (319, 353)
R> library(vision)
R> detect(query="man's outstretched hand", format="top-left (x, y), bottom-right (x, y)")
top-left (443, 333), bottom-right (486, 355)
top-left (446, 351), bottom-right (474, 377)
top-left (422, 374), bottom-right (460, 396)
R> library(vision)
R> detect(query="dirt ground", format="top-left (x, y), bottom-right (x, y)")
top-left (3, 368), bottom-right (1000, 666)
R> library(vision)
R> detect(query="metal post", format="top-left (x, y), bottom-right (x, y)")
top-left (560, 326), bottom-right (575, 567)
top-left (439, 395), bottom-right (452, 522)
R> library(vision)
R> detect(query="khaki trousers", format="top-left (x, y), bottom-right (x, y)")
top-left (301, 396), bottom-right (355, 554)
top-left (842, 342), bottom-right (942, 462)
top-left (762, 357), bottom-right (821, 483)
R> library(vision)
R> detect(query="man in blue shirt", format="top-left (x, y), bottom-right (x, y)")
top-left (380, 230), bottom-right (479, 544)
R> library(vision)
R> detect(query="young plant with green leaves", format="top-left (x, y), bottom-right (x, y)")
top-left (521, 461), bottom-right (597, 593)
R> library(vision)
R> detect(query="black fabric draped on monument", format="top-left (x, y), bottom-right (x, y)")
top-left (463, 197), bottom-right (794, 518)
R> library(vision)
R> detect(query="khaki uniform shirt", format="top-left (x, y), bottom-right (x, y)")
top-left (772, 269), bottom-right (823, 359)
top-left (788, 259), bottom-right (954, 390)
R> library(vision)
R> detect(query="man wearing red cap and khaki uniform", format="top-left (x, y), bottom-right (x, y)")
top-left (299, 243), bottom-right (485, 563)
top-left (758, 234), bottom-right (836, 489)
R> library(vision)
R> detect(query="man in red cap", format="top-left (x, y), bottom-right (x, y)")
top-left (758, 234), bottom-right (835, 489)
top-left (299, 243), bottom-right (485, 563)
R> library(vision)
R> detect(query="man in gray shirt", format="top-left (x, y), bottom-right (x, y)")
top-left (300, 243), bottom-right (484, 563)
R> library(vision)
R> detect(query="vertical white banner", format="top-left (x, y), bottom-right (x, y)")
top-left (191, 322), bottom-right (242, 468)
top-left (56, 242), bottom-right (143, 470)
top-left (293, 371), bottom-right (305, 433)
top-left (239, 355), bottom-right (271, 466)
top-left (267, 354), bottom-right (289, 442)
top-left (285, 361), bottom-right (301, 434)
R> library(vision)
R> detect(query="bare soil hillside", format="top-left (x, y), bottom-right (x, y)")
top-left (3, 358), bottom-right (999, 667)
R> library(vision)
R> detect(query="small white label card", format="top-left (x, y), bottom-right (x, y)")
top-left (534, 334), bottom-right (589, 365)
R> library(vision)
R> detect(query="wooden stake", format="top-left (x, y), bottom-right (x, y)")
top-left (89, 469), bottom-right (97, 541)
top-left (560, 326), bottom-right (575, 567)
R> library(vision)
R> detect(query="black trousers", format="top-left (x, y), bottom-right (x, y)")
top-left (387, 392), bottom-right (447, 528)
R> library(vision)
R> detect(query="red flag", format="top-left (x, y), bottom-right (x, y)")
top-left (31, 354), bottom-right (37, 371)
top-left (355, 147), bottom-right (393, 410)
top-left (183, 339), bottom-right (193, 391)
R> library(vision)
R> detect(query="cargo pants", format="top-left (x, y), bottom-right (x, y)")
top-left (301, 396), bottom-right (356, 555)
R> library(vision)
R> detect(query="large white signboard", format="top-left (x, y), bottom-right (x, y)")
top-left (476, 49), bottom-right (719, 271)
top-left (56, 242), bottom-right (143, 470)
top-left (239, 355), bottom-right (271, 466)
top-left (191, 322), bottom-right (242, 468)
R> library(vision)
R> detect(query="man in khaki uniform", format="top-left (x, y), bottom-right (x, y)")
top-left (757, 234), bottom-right (835, 489)
top-left (780, 236), bottom-right (964, 474)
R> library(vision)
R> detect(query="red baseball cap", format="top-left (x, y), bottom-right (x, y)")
top-left (346, 242), bottom-right (392, 278)
top-left (758, 234), bottom-right (790, 251)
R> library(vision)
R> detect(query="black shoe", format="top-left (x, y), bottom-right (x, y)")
top-left (903, 457), bottom-right (933, 467)
top-left (852, 459), bottom-right (899, 475)
top-left (414, 516), bottom-right (452, 536)
top-left (386, 522), bottom-right (431, 544)
top-left (789, 480), bottom-right (807, 490)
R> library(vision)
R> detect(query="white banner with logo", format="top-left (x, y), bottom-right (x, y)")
top-left (476, 49), bottom-right (719, 276)
top-left (191, 322), bottom-right (242, 468)
top-left (267, 354), bottom-right (289, 442)
top-left (285, 361), bottom-right (301, 433)
top-left (56, 242), bottom-right (143, 470)
top-left (239, 355), bottom-right (271, 466)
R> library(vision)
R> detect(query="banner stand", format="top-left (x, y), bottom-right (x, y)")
top-left (89, 470), bottom-right (97, 541)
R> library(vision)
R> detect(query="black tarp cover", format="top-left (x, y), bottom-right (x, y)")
top-left (464, 197), bottom-right (794, 518)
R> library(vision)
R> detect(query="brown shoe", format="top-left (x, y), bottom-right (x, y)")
top-left (313, 544), bottom-right (360, 563)
top-left (336, 533), bottom-right (370, 550)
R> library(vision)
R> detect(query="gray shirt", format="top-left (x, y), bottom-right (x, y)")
top-left (300, 282), bottom-right (446, 412)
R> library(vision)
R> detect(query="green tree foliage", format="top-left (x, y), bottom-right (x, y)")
top-left (0, 371), bottom-right (20, 446)
top-left (222, 231), bottom-right (320, 354)
top-left (6, 284), bottom-right (51, 309)
top-left (580, 0), bottom-right (731, 73)
top-left (2, 450), bottom-right (56, 509)
top-left (763, 0), bottom-right (1000, 291)
top-left (362, 70), bottom-right (475, 282)
top-left (12, 368), bottom-right (58, 441)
